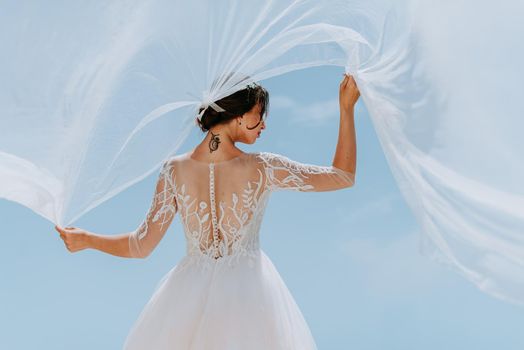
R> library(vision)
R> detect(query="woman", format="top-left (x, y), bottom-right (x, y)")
top-left (55, 73), bottom-right (359, 349)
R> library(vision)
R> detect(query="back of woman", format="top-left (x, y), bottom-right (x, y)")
top-left (169, 151), bottom-right (268, 259)
top-left (129, 149), bottom-right (355, 262)
top-left (123, 148), bottom-right (355, 349)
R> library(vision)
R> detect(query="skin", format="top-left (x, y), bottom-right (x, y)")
top-left (192, 98), bottom-right (267, 161)
top-left (55, 73), bottom-right (360, 257)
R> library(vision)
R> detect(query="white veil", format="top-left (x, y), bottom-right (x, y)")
top-left (1, 0), bottom-right (523, 306)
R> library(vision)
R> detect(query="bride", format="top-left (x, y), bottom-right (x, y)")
top-left (55, 73), bottom-right (359, 349)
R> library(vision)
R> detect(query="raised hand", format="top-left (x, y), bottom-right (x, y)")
top-left (339, 73), bottom-right (360, 113)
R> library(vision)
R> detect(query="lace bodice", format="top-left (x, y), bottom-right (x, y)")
top-left (128, 151), bottom-right (355, 262)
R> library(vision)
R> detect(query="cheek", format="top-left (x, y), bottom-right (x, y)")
top-left (245, 119), bottom-right (261, 131)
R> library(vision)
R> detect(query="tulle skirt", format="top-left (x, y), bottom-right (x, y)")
top-left (123, 249), bottom-right (317, 350)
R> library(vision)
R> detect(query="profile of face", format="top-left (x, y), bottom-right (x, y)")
top-left (234, 102), bottom-right (266, 144)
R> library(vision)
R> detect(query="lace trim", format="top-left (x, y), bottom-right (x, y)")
top-left (129, 160), bottom-right (177, 258)
top-left (176, 249), bottom-right (261, 274)
top-left (257, 151), bottom-right (355, 191)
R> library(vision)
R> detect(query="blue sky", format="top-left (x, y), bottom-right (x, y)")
top-left (1, 66), bottom-right (524, 349)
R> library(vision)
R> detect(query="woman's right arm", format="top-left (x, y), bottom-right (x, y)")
top-left (334, 73), bottom-right (359, 176)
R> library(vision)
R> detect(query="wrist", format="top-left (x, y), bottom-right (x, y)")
top-left (85, 232), bottom-right (98, 250)
top-left (340, 107), bottom-right (355, 118)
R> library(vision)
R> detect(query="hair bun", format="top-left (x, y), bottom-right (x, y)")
top-left (195, 83), bottom-right (269, 133)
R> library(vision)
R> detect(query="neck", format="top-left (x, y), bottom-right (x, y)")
top-left (194, 127), bottom-right (240, 157)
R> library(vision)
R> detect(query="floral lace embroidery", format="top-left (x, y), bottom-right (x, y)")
top-left (257, 151), bottom-right (355, 192)
top-left (128, 160), bottom-right (177, 258)
top-left (174, 162), bottom-right (268, 271)
top-left (130, 151), bottom-right (353, 266)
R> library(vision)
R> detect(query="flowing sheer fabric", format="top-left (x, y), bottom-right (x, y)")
top-left (1, 0), bottom-right (523, 306)
top-left (123, 151), bottom-right (354, 348)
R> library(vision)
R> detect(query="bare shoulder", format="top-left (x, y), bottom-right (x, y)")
top-left (165, 153), bottom-right (187, 165)
top-left (159, 154), bottom-right (185, 174)
top-left (254, 151), bottom-right (279, 160)
top-left (255, 151), bottom-right (291, 165)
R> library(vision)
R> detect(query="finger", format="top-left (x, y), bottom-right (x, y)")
top-left (340, 76), bottom-right (349, 89)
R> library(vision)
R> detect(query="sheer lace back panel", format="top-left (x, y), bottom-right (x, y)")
top-left (128, 151), bottom-right (355, 260)
top-left (172, 152), bottom-right (269, 260)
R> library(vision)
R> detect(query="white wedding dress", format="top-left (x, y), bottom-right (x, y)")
top-left (123, 151), bottom-right (355, 350)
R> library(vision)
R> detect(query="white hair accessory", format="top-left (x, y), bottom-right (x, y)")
top-left (195, 90), bottom-right (226, 121)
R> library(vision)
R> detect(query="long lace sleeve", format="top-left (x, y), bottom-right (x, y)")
top-left (129, 160), bottom-right (178, 258)
top-left (258, 152), bottom-right (355, 192)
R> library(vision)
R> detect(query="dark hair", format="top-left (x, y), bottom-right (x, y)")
top-left (196, 83), bottom-right (269, 133)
